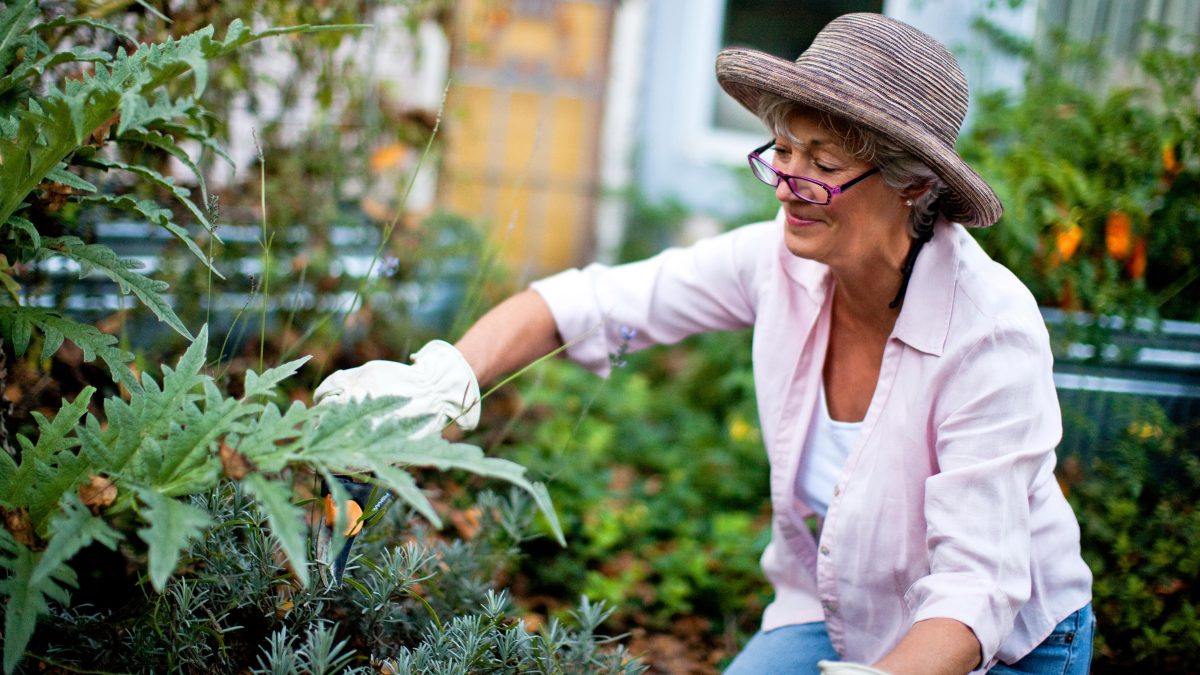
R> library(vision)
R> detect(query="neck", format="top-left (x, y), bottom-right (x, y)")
top-left (828, 244), bottom-right (910, 334)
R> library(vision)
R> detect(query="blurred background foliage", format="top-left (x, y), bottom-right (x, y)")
top-left (961, 21), bottom-right (1200, 325)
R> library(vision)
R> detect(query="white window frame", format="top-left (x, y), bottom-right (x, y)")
top-left (672, 0), bottom-right (767, 168)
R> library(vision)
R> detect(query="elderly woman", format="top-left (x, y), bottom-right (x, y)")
top-left (316, 13), bottom-right (1094, 675)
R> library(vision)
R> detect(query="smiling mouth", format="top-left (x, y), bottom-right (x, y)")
top-left (785, 211), bottom-right (821, 227)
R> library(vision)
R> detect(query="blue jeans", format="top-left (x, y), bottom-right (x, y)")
top-left (725, 604), bottom-right (1094, 675)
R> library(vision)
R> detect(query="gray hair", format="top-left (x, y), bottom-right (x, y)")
top-left (755, 93), bottom-right (944, 239)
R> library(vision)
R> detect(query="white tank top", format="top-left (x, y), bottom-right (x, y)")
top-left (796, 381), bottom-right (863, 518)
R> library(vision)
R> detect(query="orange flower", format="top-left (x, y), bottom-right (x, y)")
top-left (1127, 237), bottom-right (1147, 280)
top-left (1162, 142), bottom-right (1181, 176)
top-left (1105, 211), bottom-right (1133, 260)
top-left (1059, 277), bottom-right (1076, 310)
top-left (1055, 222), bottom-right (1083, 262)
top-left (369, 143), bottom-right (409, 173)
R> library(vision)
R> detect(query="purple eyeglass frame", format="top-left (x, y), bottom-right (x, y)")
top-left (748, 140), bottom-right (880, 205)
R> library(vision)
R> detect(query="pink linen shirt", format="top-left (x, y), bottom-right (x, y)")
top-left (529, 212), bottom-right (1092, 671)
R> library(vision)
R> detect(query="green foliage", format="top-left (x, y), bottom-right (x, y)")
top-left (0, 306), bottom-right (137, 390)
top-left (0, 324), bottom-right (564, 672)
top-left (501, 331), bottom-right (772, 640)
top-left (961, 24), bottom-right (1200, 323)
top-left (24, 484), bottom-right (640, 673)
top-left (0, 0), bottom-right (353, 382)
top-left (0, 7), bottom-right (576, 672)
top-left (1061, 403), bottom-right (1200, 672)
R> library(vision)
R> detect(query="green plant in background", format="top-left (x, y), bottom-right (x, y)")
top-left (496, 330), bottom-right (772, 662)
top-left (1059, 402), bottom-right (1200, 672)
top-left (961, 23), bottom-right (1200, 325)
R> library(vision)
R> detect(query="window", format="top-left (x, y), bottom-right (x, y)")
top-left (713, 0), bottom-right (884, 134)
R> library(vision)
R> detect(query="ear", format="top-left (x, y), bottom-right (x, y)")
top-left (900, 185), bottom-right (932, 202)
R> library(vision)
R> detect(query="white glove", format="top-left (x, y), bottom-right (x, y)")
top-left (313, 340), bottom-right (481, 438)
top-left (818, 662), bottom-right (890, 675)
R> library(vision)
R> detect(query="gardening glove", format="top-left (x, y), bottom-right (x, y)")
top-left (313, 340), bottom-right (481, 439)
top-left (818, 662), bottom-right (890, 675)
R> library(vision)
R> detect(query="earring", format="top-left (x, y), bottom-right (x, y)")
top-left (904, 199), bottom-right (914, 207)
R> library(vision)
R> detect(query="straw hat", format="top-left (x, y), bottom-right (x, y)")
top-left (715, 13), bottom-right (1002, 227)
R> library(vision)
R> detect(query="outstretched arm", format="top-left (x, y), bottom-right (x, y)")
top-left (454, 289), bottom-right (562, 387)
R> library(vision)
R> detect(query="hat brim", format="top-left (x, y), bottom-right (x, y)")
top-left (716, 48), bottom-right (1002, 227)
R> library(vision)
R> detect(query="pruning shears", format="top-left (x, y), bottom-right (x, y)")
top-left (317, 475), bottom-right (393, 585)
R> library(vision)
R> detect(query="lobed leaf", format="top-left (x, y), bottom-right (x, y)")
top-left (2, 215), bottom-right (40, 248)
top-left (83, 154), bottom-right (211, 232)
top-left (116, 128), bottom-right (207, 202)
top-left (32, 493), bottom-right (122, 587)
top-left (243, 473), bottom-right (310, 587)
top-left (45, 164), bottom-right (96, 192)
top-left (133, 486), bottom-right (213, 591)
top-left (389, 438), bottom-right (565, 546)
top-left (0, 307), bottom-right (137, 389)
top-left (40, 236), bottom-right (192, 339)
top-left (33, 16), bottom-right (138, 46)
top-left (242, 356), bottom-right (312, 401)
top-left (0, 530), bottom-right (78, 675)
top-left (365, 462), bottom-right (442, 528)
top-left (0, 0), bottom-right (39, 75)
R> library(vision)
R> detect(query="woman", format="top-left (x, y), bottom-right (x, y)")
top-left (315, 13), bottom-right (1094, 675)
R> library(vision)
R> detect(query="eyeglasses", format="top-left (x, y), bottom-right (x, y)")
top-left (747, 140), bottom-right (879, 205)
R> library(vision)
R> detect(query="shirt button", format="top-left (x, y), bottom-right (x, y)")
top-left (832, 485), bottom-right (841, 497)
top-left (823, 600), bottom-right (838, 614)
top-left (820, 545), bottom-right (830, 555)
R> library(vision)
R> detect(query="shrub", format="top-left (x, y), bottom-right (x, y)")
top-left (496, 330), bottom-right (772, 667)
top-left (26, 482), bottom-right (640, 673)
top-left (961, 25), bottom-right (1200, 324)
top-left (1061, 402), bottom-right (1200, 672)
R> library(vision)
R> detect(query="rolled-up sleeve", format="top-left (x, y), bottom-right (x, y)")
top-left (906, 317), bottom-right (1062, 668)
top-left (530, 222), bottom-right (772, 376)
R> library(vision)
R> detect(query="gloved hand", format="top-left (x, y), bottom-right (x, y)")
top-left (818, 662), bottom-right (890, 675)
top-left (313, 340), bottom-right (481, 438)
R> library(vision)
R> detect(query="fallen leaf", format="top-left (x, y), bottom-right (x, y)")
top-left (450, 506), bottom-right (483, 540)
top-left (2, 506), bottom-right (35, 547)
top-left (78, 474), bottom-right (117, 513)
top-left (219, 440), bottom-right (256, 480)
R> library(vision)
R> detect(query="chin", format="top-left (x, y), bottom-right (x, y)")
top-left (783, 229), bottom-right (826, 262)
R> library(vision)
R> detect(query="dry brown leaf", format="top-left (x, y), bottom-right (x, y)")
top-left (2, 506), bottom-right (35, 547)
top-left (450, 506), bottom-right (483, 540)
top-left (78, 474), bottom-right (117, 513)
top-left (219, 440), bottom-right (255, 480)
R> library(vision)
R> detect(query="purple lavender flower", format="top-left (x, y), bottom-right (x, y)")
top-left (609, 325), bottom-right (637, 369)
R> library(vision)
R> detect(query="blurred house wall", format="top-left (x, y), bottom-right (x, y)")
top-left (438, 0), bottom-right (616, 281)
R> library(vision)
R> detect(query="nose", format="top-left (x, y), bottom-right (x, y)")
top-left (774, 176), bottom-right (796, 203)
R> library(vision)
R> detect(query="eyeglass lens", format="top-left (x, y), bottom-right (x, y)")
top-left (749, 150), bottom-right (831, 204)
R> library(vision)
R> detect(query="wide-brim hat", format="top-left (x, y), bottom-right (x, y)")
top-left (715, 13), bottom-right (1002, 227)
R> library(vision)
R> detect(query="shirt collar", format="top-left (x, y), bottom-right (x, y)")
top-left (774, 209), bottom-right (962, 356)
top-left (892, 219), bottom-right (961, 356)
